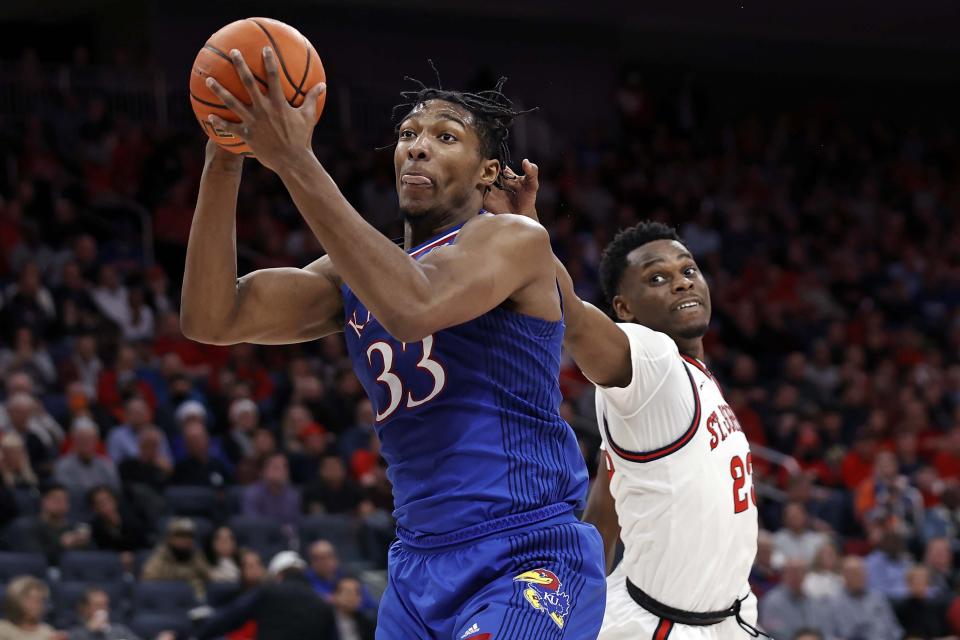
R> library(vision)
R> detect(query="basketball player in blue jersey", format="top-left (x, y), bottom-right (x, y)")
top-left (182, 49), bottom-right (605, 639)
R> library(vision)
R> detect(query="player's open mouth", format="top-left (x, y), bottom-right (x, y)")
top-left (401, 173), bottom-right (434, 187)
top-left (672, 299), bottom-right (701, 312)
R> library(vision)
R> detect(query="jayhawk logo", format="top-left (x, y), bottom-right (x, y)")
top-left (514, 568), bottom-right (571, 628)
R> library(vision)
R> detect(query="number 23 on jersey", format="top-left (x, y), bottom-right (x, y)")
top-left (366, 336), bottom-right (446, 421)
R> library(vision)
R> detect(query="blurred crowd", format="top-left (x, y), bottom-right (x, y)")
top-left (0, 48), bottom-right (958, 639)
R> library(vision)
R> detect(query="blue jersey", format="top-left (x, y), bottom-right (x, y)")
top-left (341, 220), bottom-right (588, 548)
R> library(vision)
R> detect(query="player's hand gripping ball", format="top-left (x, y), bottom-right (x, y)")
top-left (190, 17), bottom-right (326, 157)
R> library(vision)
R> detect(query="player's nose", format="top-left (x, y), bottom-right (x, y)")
top-left (407, 136), bottom-right (431, 160)
top-left (672, 276), bottom-right (694, 293)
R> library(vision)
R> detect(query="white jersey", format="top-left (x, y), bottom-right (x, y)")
top-left (594, 323), bottom-right (758, 614)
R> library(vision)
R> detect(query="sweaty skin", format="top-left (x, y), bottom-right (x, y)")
top-left (181, 47), bottom-right (559, 347)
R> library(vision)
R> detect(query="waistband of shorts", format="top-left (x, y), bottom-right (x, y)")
top-left (395, 502), bottom-right (574, 551)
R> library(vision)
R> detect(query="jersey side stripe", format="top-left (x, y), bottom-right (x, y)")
top-left (408, 228), bottom-right (461, 257)
top-left (653, 618), bottom-right (674, 639)
top-left (602, 360), bottom-right (701, 463)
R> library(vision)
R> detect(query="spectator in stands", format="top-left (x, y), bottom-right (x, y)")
top-left (88, 485), bottom-right (148, 554)
top-left (142, 517), bottom-right (210, 599)
top-left (117, 426), bottom-right (171, 495)
top-left (923, 536), bottom-right (956, 597)
top-left (1, 432), bottom-right (39, 489)
top-left (1, 373), bottom-right (63, 447)
top-left (791, 630), bottom-right (822, 640)
top-left (89, 265), bottom-right (128, 330)
top-left (864, 528), bottom-right (911, 599)
top-left (802, 540), bottom-right (843, 600)
top-left (21, 483), bottom-right (90, 564)
top-left (821, 556), bottom-right (902, 640)
top-left (0, 576), bottom-right (62, 640)
top-left (53, 418), bottom-right (119, 495)
top-left (197, 551), bottom-right (337, 640)
top-left (305, 540), bottom-right (377, 614)
top-left (0, 328), bottom-right (56, 390)
top-left (0, 263), bottom-right (56, 343)
top-left (207, 526), bottom-right (241, 583)
top-left (69, 587), bottom-right (175, 640)
top-left (331, 576), bottom-right (375, 640)
top-left (242, 453), bottom-right (300, 528)
top-left (933, 426), bottom-right (960, 480)
top-left (106, 396), bottom-right (170, 464)
top-left (120, 287), bottom-right (154, 341)
top-left (171, 417), bottom-right (231, 488)
top-left (289, 422), bottom-right (329, 484)
top-left (0, 450), bottom-right (18, 528)
top-left (893, 565), bottom-right (950, 639)
top-left (338, 399), bottom-right (375, 461)
top-left (772, 502), bottom-right (829, 565)
top-left (841, 429), bottom-right (879, 491)
top-left (758, 557), bottom-right (820, 640)
top-left (303, 455), bottom-right (368, 516)
top-left (855, 450), bottom-right (924, 539)
top-left (223, 398), bottom-right (258, 467)
top-left (96, 345), bottom-right (156, 423)
top-left (3, 393), bottom-right (52, 477)
top-left (58, 333), bottom-right (102, 400)
top-left (921, 483), bottom-right (960, 544)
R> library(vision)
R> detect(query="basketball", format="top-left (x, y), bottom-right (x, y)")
top-left (189, 17), bottom-right (326, 155)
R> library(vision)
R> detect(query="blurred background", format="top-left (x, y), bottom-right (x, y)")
top-left (0, 1), bottom-right (958, 639)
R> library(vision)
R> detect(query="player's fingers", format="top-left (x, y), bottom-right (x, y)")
top-left (229, 49), bottom-right (265, 109)
top-left (521, 159), bottom-right (540, 189)
top-left (205, 77), bottom-right (252, 121)
top-left (300, 82), bottom-right (327, 118)
top-left (207, 114), bottom-right (245, 139)
top-left (261, 47), bottom-right (286, 108)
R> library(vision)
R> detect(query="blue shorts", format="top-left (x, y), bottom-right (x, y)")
top-left (376, 511), bottom-right (605, 639)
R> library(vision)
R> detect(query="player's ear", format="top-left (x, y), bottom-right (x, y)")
top-left (612, 295), bottom-right (635, 322)
top-left (479, 158), bottom-right (499, 189)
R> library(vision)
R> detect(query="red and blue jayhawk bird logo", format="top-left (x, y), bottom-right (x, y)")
top-left (513, 568), bottom-right (571, 628)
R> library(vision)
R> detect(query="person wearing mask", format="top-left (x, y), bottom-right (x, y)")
top-left (142, 518), bottom-right (211, 599)
top-left (0, 576), bottom-right (64, 640)
top-left (802, 540), bottom-right (843, 600)
top-left (197, 551), bottom-right (338, 640)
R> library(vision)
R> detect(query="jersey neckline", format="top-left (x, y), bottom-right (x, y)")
top-left (406, 210), bottom-right (489, 256)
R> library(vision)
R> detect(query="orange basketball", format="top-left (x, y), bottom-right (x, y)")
top-left (189, 17), bottom-right (326, 155)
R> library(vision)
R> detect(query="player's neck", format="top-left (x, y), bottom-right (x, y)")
top-left (676, 338), bottom-right (705, 362)
top-left (403, 205), bottom-right (481, 249)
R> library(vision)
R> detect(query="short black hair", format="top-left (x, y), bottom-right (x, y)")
top-left (599, 221), bottom-right (683, 306)
top-left (393, 71), bottom-right (533, 188)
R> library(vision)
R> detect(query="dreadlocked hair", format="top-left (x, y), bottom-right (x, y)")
top-left (392, 66), bottom-right (535, 188)
top-left (599, 220), bottom-right (683, 307)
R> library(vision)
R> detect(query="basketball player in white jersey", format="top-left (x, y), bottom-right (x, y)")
top-left (486, 164), bottom-right (767, 638)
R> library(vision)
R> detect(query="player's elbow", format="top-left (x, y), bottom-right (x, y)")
top-left (179, 310), bottom-right (236, 346)
top-left (380, 312), bottom-right (432, 344)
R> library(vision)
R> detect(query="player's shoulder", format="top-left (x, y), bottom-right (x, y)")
top-left (460, 212), bottom-right (550, 246)
top-left (614, 322), bottom-right (680, 356)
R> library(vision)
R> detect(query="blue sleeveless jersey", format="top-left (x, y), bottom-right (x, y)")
top-left (341, 221), bottom-right (588, 547)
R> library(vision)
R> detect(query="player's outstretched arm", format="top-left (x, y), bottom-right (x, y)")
top-left (555, 259), bottom-right (633, 388)
top-left (180, 141), bottom-right (343, 346)
top-left (582, 452), bottom-right (622, 575)
top-left (485, 162), bottom-right (633, 388)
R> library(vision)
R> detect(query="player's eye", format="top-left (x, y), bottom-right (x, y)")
top-left (399, 129), bottom-right (416, 139)
top-left (649, 274), bottom-right (666, 285)
top-left (683, 266), bottom-right (698, 277)
top-left (439, 132), bottom-right (457, 143)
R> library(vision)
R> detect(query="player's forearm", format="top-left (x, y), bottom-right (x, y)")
top-left (277, 151), bottom-right (435, 339)
top-left (180, 152), bottom-right (244, 342)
